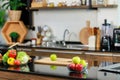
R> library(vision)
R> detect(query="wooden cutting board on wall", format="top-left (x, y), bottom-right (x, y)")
top-left (79, 20), bottom-right (92, 45)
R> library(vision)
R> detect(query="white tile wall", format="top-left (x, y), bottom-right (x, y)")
top-left (32, 10), bottom-right (97, 41)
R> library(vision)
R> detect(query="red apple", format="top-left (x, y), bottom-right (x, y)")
top-left (8, 49), bottom-right (17, 58)
top-left (69, 72), bottom-right (83, 78)
top-left (75, 64), bottom-right (83, 71)
top-left (77, 73), bottom-right (83, 78)
top-left (14, 60), bottom-right (21, 66)
top-left (68, 63), bottom-right (76, 71)
top-left (69, 72), bottom-right (76, 77)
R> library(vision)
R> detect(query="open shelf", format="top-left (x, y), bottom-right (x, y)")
top-left (29, 4), bottom-right (118, 10)
top-left (1, 21), bottom-right (28, 45)
top-left (93, 4), bottom-right (118, 8)
top-left (26, 0), bottom-right (118, 30)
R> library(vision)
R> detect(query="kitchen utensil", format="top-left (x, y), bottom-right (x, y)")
top-left (79, 20), bottom-right (92, 45)
top-left (38, 26), bottom-right (42, 33)
top-left (100, 19), bottom-right (112, 51)
top-left (43, 25), bottom-right (49, 32)
top-left (113, 28), bottom-right (120, 49)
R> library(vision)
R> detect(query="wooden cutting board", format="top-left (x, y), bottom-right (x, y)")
top-left (79, 20), bottom-right (92, 45)
top-left (34, 57), bottom-right (72, 66)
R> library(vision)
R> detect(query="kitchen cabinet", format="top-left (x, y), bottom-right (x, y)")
top-left (0, 71), bottom-right (69, 80)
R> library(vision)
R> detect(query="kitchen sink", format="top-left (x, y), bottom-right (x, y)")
top-left (55, 41), bottom-right (88, 50)
top-left (66, 44), bottom-right (88, 49)
top-left (34, 41), bottom-right (88, 50)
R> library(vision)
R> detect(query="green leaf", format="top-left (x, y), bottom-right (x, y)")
top-left (0, 9), bottom-right (6, 28)
top-left (2, 2), bottom-right (9, 9)
top-left (1, 0), bottom-right (26, 10)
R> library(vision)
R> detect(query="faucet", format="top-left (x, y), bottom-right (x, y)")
top-left (68, 32), bottom-right (77, 41)
top-left (62, 29), bottom-right (69, 46)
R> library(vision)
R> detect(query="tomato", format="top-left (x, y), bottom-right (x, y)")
top-left (8, 49), bottom-right (17, 58)
top-left (7, 57), bottom-right (15, 66)
top-left (14, 60), bottom-right (21, 66)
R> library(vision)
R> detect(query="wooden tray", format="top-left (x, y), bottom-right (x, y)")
top-left (1, 21), bottom-right (28, 45)
top-left (34, 57), bottom-right (72, 66)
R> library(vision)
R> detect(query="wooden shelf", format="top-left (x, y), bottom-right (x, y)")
top-left (30, 5), bottom-right (90, 10)
top-left (29, 4), bottom-right (118, 10)
top-left (1, 21), bottom-right (28, 45)
top-left (93, 4), bottom-right (118, 8)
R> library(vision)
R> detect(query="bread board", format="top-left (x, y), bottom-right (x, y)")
top-left (34, 57), bottom-right (72, 66)
top-left (79, 20), bottom-right (92, 45)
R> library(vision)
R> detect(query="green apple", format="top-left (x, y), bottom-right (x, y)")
top-left (80, 59), bottom-right (87, 67)
top-left (72, 56), bottom-right (81, 64)
top-left (50, 54), bottom-right (57, 61)
top-left (83, 73), bottom-right (87, 78)
top-left (50, 65), bottom-right (57, 70)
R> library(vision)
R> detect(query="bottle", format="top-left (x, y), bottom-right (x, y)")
top-left (88, 28), bottom-right (96, 49)
top-left (103, 0), bottom-right (108, 7)
top-left (94, 27), bottom-right (101, 50)
top-left (36, 32), bottom-right (42, 45)
top-left (31, 38), bottom-right (36, 46)
top-left (81, 0), bottom-right (86, 5)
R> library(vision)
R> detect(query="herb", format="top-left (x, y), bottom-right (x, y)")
top-left (1, 0), bottom-right (26, 10)
top-left (0, 9), bottom-right (6, 27)
top-left (9, 32), bottom-right (19, 38)
top-left (0, 4), bottom-right (6, 28)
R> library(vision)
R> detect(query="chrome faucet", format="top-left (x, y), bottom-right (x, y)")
top-left (62, 29), bottom-right (69, 46)
top-left (68, 32), bottom-right (77, 41)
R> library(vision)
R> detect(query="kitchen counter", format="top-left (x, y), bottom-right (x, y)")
top-left (1, 44), bottom-right (120, 67)
top-left (0, 44), bottom-right (120, 79)
top-left (0, 60), bottom-right (119, 80)
top-left (16, 45), bottom-right (120, 66)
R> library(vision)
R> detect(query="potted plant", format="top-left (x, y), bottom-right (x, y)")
top-left (9, 32), bottom-right (19, 42)
top-left (1, 0), bottom-right (26, 21)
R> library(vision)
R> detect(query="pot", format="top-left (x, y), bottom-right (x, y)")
top-left (8, 10), bottom-right (22, 21)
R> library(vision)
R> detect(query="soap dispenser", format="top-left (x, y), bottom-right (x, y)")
top-left (88, 28), bottom-right (96, 49)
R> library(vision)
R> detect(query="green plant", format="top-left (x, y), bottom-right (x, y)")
top-left (1, 0), bottom-right (26, 10)
top-left (0, 9), bottom-right (6, 27)
top-left (9, 32), bottom-right (19, 39)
